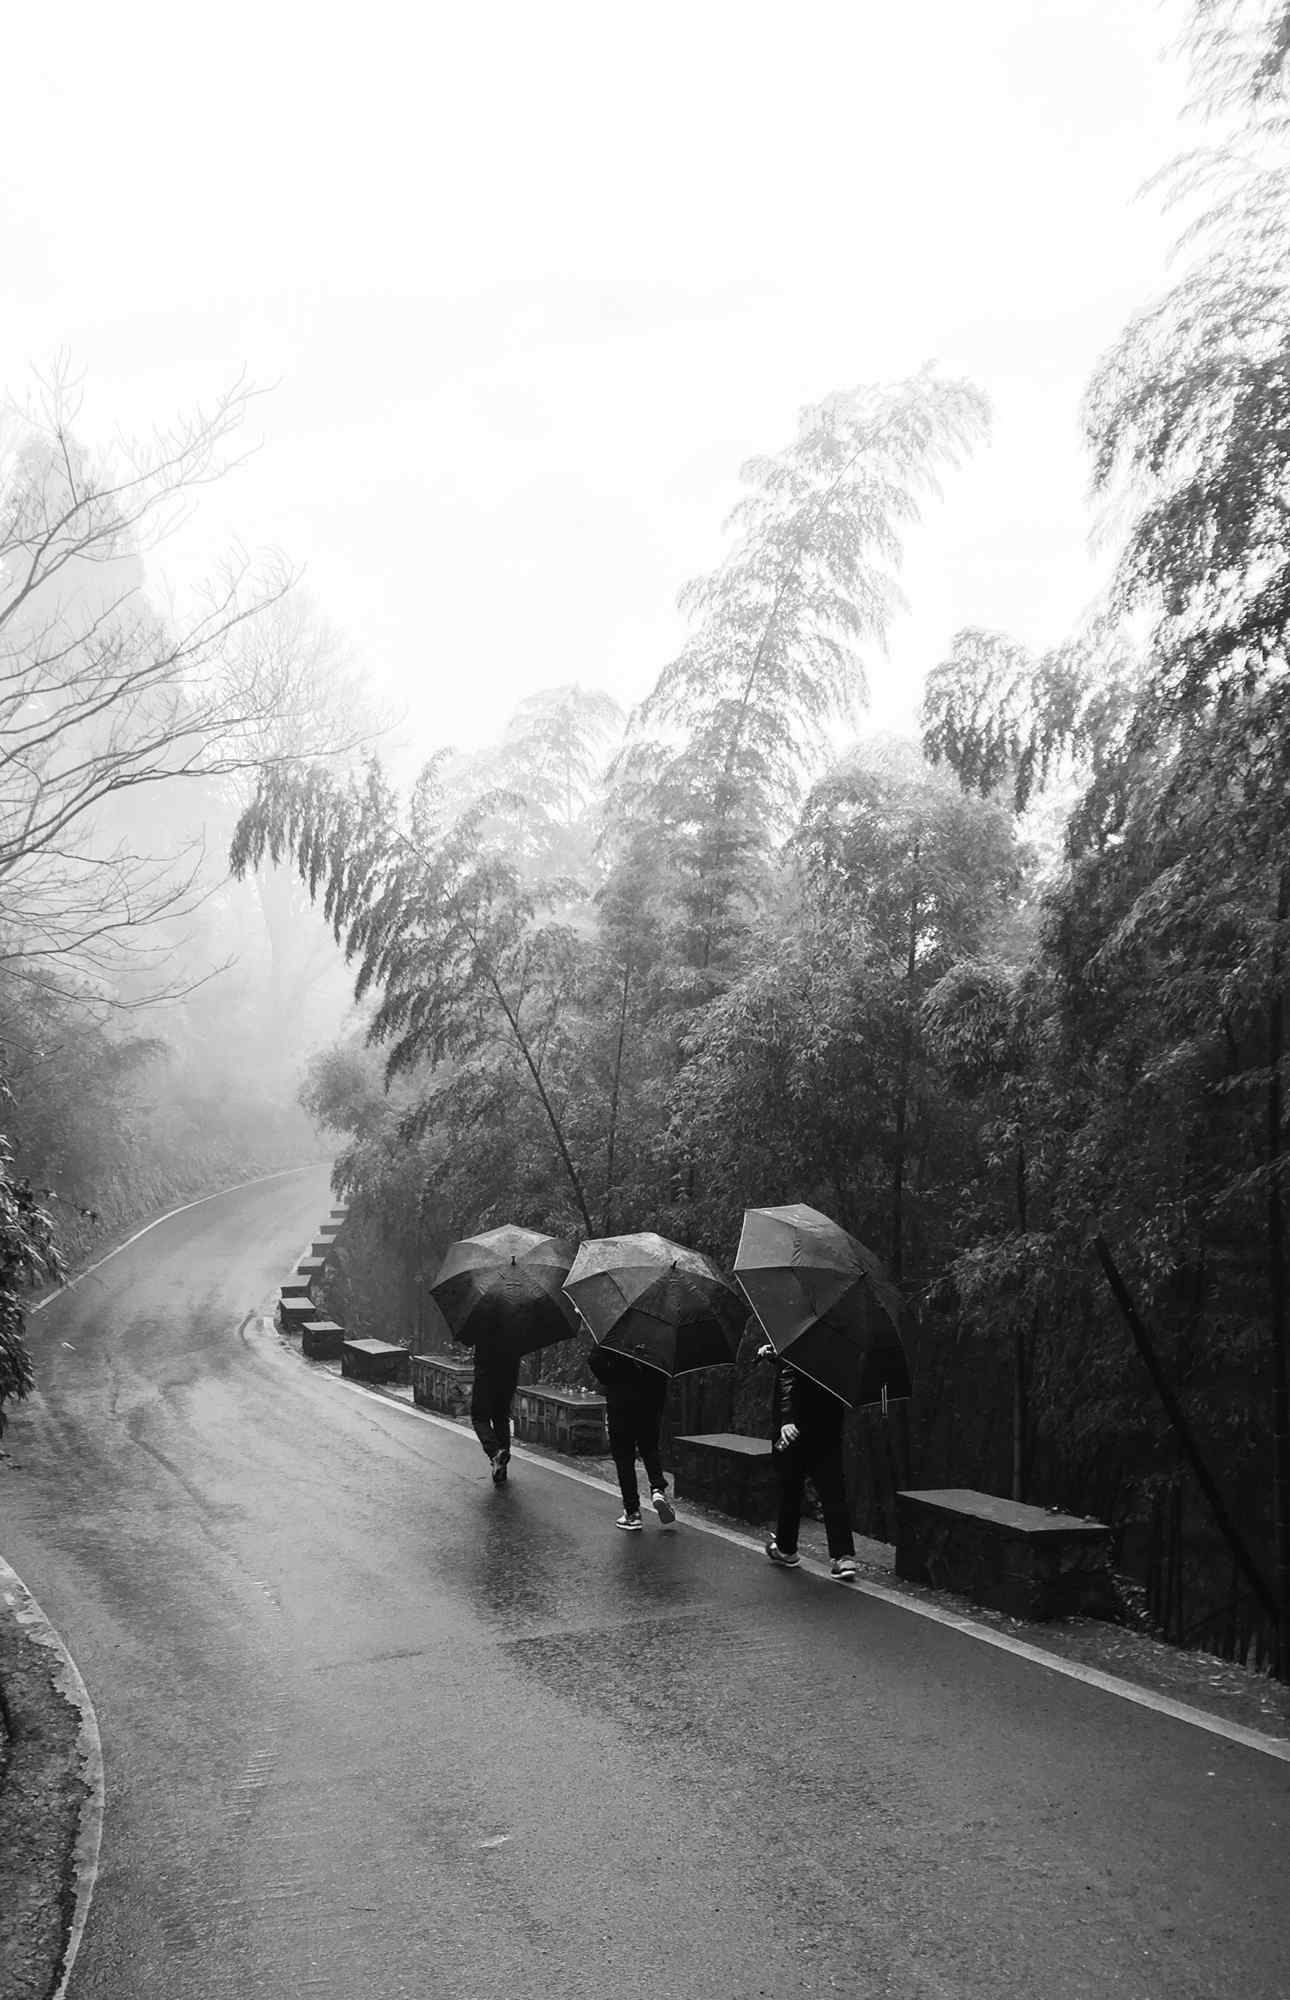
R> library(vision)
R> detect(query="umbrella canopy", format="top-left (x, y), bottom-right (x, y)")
top-left (429, 1224), bottom-right (579, 1356)
top-left (563, 1232), bottom-right (744, 1378)
top-left (733, 1203), bottom-right (913, 1409)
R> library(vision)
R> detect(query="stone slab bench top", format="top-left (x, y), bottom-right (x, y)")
top-left (343, 1338), bottom-right (407, 1358)
top-left (516, 1384), bottom-right (606, 1408)
top-left (676, 1432), bottom-right (773, 1458)
top-left (303, 1319), bottom-right (343, 1335)
top-left (897, 1488), bottom-right (1109, 1539)
top-left (297, 1258), bottom-right (327, 1277)
top-left (412, 1351), bottom-right (472, 1371)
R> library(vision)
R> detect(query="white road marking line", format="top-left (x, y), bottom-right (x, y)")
top-left (31, 1165), bottom-right (328, 1313)
top-left (0, 1556), bottom-right (105, 1998)
top-left (328, 1373), bottom-right (1290, 1766)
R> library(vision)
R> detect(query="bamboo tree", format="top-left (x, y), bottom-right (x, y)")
top-left (1094, 1232), bottom-right (1279, 1631)
top-left (921, 954), bottom-right (1049, 1502)
top-left (621, 372), bottom-right (989, 989)
top-left (602, 961), bottom-right (632, 1236)
top-left (1268, 862), bottom-right (1289, 1672)
top-left (231, 756), bottom-right (598, 1233)
top-left (889, 834), bottom-right (921, 1286)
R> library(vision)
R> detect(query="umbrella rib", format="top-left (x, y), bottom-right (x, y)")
top-left (776, 1353), bottom-right (850, 1405)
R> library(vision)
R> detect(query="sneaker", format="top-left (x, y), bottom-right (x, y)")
top-left (765, 1539), bottom-right (801, 1568)
top-left (616, 1511), bottom-right (643, 1532)
top-left (831, 1556), bottom-right (858, 1580)
top-left (651, 1488), bottom-right (676, 1526)
top-left (492, 1453), bottom-right (509, 1486)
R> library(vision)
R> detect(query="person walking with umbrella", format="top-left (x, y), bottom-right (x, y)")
top-left (734, 1202), bottom-right (915, 1583)
top-left (586, 1342), bottom-right (676, 1530)
top-left (758, 1337), bottom-right (857, 1578)
top-left (564, 1231), bottom-right (744, 1533)
top-left (429, 1225), bottom-right (580, 1487)
top-left (469, 1305), bottom-right (522, 1484)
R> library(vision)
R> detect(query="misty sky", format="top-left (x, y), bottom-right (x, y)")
top-left (3, 0), bottom-right (1191, 757)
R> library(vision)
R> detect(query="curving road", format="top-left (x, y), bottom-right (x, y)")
top-left (3, 1164), bottom-right (1288, 1999)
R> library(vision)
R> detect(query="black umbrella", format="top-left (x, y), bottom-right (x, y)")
top-left (429, 1224), bottom-right (579, 1357)
top-left (563, 1232), bottom-right (744, 1378)
top-left (733, 1202), bottom-right (913, 1409)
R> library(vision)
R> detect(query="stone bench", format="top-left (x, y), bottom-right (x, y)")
top-left (310, 1237), bottom-right (337, 1259)
top-left (411, 1352), bottom-right (473, 1418)
top-left (280, 1278), bottom-right (313, 1301)
top-left (297, 1258), bottom-right (327, 1280)
top-left (673, 1433), bottom-right (778, 1522)
top-left (328, 1208), bottom-right (348, 1222)
top-left (514, 1383), bottom-right (608, 1455)
top-left (895, 1488), bottom-right (1115, 1622)
top-left (341, 1338), bottom-right (410, 1386)
top-left (278, 1296), bottom-right (317, 1334)
top-left (302, 1320), bottom-right (345, 1361)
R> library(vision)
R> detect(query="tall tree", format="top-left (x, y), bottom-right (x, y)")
top-left (792, 739), bottom-right (1022, 1284)
top-left (435, 685), bottom-right (624, 892)
top-left (669, 742), bottom-right (1022, 1281)
top-left (921, 622), bottom-right (1139, 826)
top-left (496, 683), bottom-right (624, 879)
top-left (922, 957), bottom-right (1054, 1500)
top-left (1086, 1), bottom-right (1290, 729)
top-left (231, 757), bottom-right (600, 1236)
top-left (1075, 0), bottom-right (1290, 1670)
top-left (618, 372), bottom-right (989, 992)
top-left (0, 370), bottom-right (299, 1000)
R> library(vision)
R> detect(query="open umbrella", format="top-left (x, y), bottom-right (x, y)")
top-left (429, 1224), bottom-right (579, 1356)
top-left (733, 1203), bottom-right (913, 1409)
top-left (563, 1232), bottom-right (744, 1378)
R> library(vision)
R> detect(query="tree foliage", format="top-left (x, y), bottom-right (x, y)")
top-left (0, 371), bottom-right (298, 995)
top-left (616, 372), bottom-right (990, 987)
top-left (921, 623), bottom-right (1140, 822)
top-left (0, 1128), bottom-right (63, 1432)
top-left (1086, 2), bottom-right (1290, 732)
top-left (231, 750), bottom-right (603, 1233)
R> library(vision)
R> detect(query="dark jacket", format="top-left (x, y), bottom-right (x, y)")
top-left (472, 1338), bottom-right (520, 1400)
top-left (586, 1345), bottom-right (669, 1413)
top-left (767, 1353), bottom-right (845, 1443)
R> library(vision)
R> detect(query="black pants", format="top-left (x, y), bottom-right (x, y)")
top-left (471, 1374), bottom-right (516, 1460)
top-left (607, 1397), bottom-right (665, 1514)
top-left (774, 1434), bottom-right (854, 1559)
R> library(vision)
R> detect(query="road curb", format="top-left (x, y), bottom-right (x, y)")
top-left (0, 1555), bottom-right (104, 2000)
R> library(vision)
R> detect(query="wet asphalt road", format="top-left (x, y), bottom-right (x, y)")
top-left (2, 1163), bottom-right (1288, 2000)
